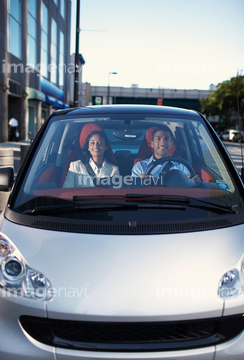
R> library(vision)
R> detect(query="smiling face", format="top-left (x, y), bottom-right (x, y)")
top-left (151, 130), bottom-right (173, 159)
top-left (88, 134), bottom-right (108, 162)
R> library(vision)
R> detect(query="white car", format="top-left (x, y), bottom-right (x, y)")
top-left (221, 129), bottom-right (240, 141)
top-left (1, 105), bottom-right (244, 360)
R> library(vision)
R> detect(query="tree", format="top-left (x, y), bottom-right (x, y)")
top-left (201, 75), bottom-right (244, 130)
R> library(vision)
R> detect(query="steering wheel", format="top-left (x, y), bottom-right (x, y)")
top-left (145, 156), bottom-right (195, 177)
top-left (144, 157), bottom-right (196, 188)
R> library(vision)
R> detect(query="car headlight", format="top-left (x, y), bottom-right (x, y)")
top-left (218, 257), bottom-right (244, 299)
top-left (0, 234), bottom-right (52, 301)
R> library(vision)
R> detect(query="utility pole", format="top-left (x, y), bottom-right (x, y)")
top-left (74, 0), bottom-right (80, 107)
top-left (73, 0), bottom-right (106, 107)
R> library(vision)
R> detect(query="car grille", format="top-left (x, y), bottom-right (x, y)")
top-left (19, 315), bottom-right (244, 352)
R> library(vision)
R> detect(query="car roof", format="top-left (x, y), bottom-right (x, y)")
top-left (52, 105), bottom-right (200, 118)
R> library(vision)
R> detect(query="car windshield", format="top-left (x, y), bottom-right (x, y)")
top-left (11, 108), bottom-right (244, 224)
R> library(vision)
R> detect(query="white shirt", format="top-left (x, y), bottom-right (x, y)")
top-left (63, 158), bottom-right (120, 188)
top-left (9, 117), bottom-right (18, 127)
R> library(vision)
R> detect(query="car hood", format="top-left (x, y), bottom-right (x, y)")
top-left (2, 219), bottom-right (244, 321)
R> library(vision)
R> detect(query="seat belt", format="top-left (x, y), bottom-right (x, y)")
top-left (83, 161), bottom-right (96, 178)
top-left (69, 144), bottom-right (96, 178)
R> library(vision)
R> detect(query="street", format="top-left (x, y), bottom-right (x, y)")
top-left (224, 141), bottom-right (244, 175)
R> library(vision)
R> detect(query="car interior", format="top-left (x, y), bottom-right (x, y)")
top-left (30, 118), bottom-right (215, 193)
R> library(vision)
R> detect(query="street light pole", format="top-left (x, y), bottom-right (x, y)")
top-left (107, 72), bottom-right (117, 104)
top-left (74, 0), bottom-right (80, 107)
top-left (236, 70), bottom-right (244, 172)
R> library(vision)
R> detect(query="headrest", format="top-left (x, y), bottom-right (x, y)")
top-left (79, 123), bottom-right (105, 148)
top-left (145, 126), bottom-right (156, 144)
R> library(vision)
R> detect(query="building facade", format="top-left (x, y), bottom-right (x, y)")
top-left (0, 0), bottom-right (71, 142)
top-left (91, 86), bottom-right (211, 111)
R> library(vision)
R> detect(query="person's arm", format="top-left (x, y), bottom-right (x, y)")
top-left (172, 162), bottom-right (201, 184)
top-left (63, 162), bottom-right (76, 188)
top-left (190, 174), bottom-right (201, 184)
top-left (63, 170), bottom-right (75, 188)
top-left (180, 164), bottom-right (201, 184)
top-left (131, 162), bottom-right (144, 177)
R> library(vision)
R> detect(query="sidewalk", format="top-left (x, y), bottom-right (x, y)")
top-left (0, 140), bottom-right (31, 150)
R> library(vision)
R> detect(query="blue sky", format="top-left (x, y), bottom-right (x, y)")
top-left (70, 0), bottom-right (244, 90)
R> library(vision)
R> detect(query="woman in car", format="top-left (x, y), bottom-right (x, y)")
top-left (63, 130), bottom-right (120, 187)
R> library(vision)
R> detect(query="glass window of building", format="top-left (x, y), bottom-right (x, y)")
top-left (27, 0), bottom-right (37, 68)
top-left (59, 31), bottom-right (64, 88)
top-left (8, 0), bottom-right (21, 59)
top-left (50, 18), bottom-right (57, 84)
top-left (53, 0), bottom-right (58, 5)
top-left (60, 0), bottom-right (65, 19)
top-left (41, 2), bottom-right (48, 78)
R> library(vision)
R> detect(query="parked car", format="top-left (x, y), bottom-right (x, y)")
top-left (233, 131), bottom-right (244, 143)
top-left (1, 104), bottom-right (244, 360)
top-left (220, 129), bottom-right (240, 141)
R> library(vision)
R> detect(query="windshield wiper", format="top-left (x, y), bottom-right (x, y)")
top-left (125, 194), bottom-right (238, 213)
top-left (23, 203), bottom-right (79, 215)
top-left (23, 194), bottom-right (237, 215)
top-left (73, 194), bottom-right (188, 209)
top-left (22, 202), bottom-right (134, 215)
top-left (23, 200), bottom-right (187, 215)
top-left (73, 194), bottom-right (189, 203)
top-left (73, 194), bottom-right (237, 214)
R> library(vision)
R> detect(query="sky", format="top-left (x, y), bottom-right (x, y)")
top-left (70, 0), bottom-right (244, 90)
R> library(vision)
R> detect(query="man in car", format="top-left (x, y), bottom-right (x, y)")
top-left (131, 125), bottom-right (201, 183)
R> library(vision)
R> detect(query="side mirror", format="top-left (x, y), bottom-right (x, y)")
top-left (0, 167), bottom-right (14, 191)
